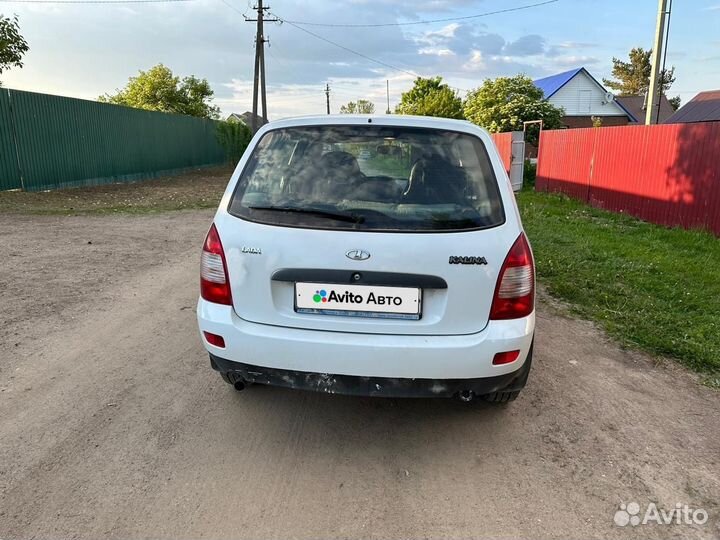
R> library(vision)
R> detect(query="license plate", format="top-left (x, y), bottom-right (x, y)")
top-left (295, 282), bottom-right (421, 319)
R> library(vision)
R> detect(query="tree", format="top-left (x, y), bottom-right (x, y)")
top-left (99, 64), bottom-right (220, 119)
top-left (339, 99), bottom-right (375, 114)
top-left (463, 75), bottom-right (564, 138)
top-left (216, 121), bottom-right (252, 164)
top-left (602, 47), bottom-right (680, 109)
top-left (394, 76), bottom-right (464, 119)
top-left (0, 14), bottom-right (29, 85)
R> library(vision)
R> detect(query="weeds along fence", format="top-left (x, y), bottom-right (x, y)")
top-left (0, 88), bottom-right (227, 191)
top-left (536, 122), bottom-right (720, 236)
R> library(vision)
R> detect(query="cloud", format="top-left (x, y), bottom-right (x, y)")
top-left (8, 0), bottom-right (709, 118)
top-left (418, 47), bottom-right (455, 56)
top-left (552, 55), bottom-right (601, 67)
top-left (463, 50), bottom-right (486, 71)
top-left (414, 23), bottom-right (546, 59)
top-left (555, 41), bottom-right (599, 49)
top-left (4, 0), bottom-right (561, 116)
top-left (503, 35), bottom-right (546, 56)
top-left (418, 23), bottom-right (461, 44)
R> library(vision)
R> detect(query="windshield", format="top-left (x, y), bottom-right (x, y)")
top-left (228, 125), bottom-right (505, 232)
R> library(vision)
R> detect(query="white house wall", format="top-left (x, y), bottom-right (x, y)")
top-left (548, 72), bottom-right (627, 117)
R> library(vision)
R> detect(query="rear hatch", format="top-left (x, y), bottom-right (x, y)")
top-left (217, 121), bottom-right (515, 336)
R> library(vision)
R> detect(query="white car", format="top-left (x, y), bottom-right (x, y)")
top-left (197, 115), bottom-right (535, 402)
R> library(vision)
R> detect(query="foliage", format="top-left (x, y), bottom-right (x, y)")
top-left (339, 99), bottom-right (375, 114)
top-left (99, 64), bottom-right (220, 119)
top-left (668, 95), bottom-right (681, 111)
top-left (523, 160), bottom-right (536, 187)
top-left (394, 76), bottom-right (464, 119)
top-left (602, 47), bottom-right (680, 107)
top-left (517, 190), bottom-right (720, 377)
top-left (463, 75), bottom-right (564, 143)
top-left (591, 116), bottom-right (603, 128)
top-left (0, 14), bottom-right (29, 84)
top-left (216, 120), bottom-right (252, 164)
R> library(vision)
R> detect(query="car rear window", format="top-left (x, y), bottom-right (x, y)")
top-left (228, 125), bottom-right (505, 232)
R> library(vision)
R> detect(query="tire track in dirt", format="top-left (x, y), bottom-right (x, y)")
top-left (0, 211), bottom-right (718, 539)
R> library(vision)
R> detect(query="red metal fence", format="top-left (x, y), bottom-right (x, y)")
top-left (536, 122), bottom-right (720, 236)
top-left (491, 132), bottom-right (512, 175)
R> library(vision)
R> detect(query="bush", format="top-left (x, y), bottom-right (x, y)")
top-left (216, 121), bottom-right (252, 164)
top-left (523, 160), bottom-right (537, 188)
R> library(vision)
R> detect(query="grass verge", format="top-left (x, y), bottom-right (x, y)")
top-left (517, 190), bottom-right (719, 383)
top-left (0, 166), bottom-right (232, 215)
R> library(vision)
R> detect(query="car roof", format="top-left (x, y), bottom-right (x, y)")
top-left (260, 114), bottom-right (484, 133)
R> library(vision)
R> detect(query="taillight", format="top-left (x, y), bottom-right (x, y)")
top-left (203, 331), bottom-right (226, 348)
top-left (200, 223), bottom-right (232, 305)
top-left (493, 350), bottom-right (520, 365)
top-left (490, 232), bottom-right (534, 320)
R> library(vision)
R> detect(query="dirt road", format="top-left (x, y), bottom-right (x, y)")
top-left (1, 211), bottom-right (718, 540)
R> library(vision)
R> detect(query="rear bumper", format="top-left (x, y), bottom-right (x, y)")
top-left (210, 350), bottom-right (532, 398)
top-left (197, 299), bottom-right (535, 380)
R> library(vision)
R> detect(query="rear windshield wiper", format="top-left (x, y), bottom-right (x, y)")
top-left (248, 205), bottom-right (365, 224)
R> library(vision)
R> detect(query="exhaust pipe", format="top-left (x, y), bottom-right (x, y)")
top-left (457, 390), bottom-right (475, 402)
top-left (233, 379), bottom-right (246, 392)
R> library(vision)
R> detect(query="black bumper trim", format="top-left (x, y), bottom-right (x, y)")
top-left (271, 268), bottom-right (447, 289)
top-left (209, 349), bottom-right (532, 398)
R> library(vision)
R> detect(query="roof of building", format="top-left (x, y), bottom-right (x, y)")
top-left (615, 95), bottom-right (675, 124)
top-left (227, 111), bottom-right (268, 131)
top-left (533, 67), bottom-right (637, 122)
top-left (533, 68), bottom-right (584, 98)
top-left (664, 90), bottom-right (720, 124)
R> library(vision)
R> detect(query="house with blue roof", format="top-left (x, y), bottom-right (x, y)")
top-left (534, 67), bottom-right (637, 128)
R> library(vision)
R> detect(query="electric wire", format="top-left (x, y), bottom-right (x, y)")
top-left (276, 0), bottom-right (559, 28)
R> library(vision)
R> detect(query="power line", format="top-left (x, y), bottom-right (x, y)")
top-left (277, 18), bottom-right (421, 80)
top-left (245, 0), bottom-right (279, 131)
top-left (276, 0), bottom-right (558, 28)
top-left (218, 0), bottom-right (244, 16)
top-left (0, 0), bottom-right (192, 3)
top-left (221, 1), bottom-right (469, 93)
top-left (274, 17), bottom-right (470, 93)
top-left (219, 1), bottom-right (472, 98)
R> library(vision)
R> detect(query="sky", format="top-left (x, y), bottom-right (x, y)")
top-left (2, 0), bottom-right (720, 119)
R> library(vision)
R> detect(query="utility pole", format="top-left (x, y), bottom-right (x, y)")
top-left (386, 80), bottom-right (391, 114)
top-left (245, 0), bottom-right (278, 133)
top-left (646, 0), bottom-right (669, 125)
top-left (325, 83), bottom-right (330, 114)
top-left (656, 0), bottom-right (673, 124)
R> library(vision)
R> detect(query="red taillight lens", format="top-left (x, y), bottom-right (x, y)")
top-left (200, 223), bottom-right (233, 305)
top-left (203, 331), bottom-right (226, 348)
top-left (490, 233), bottom-right (535, 320)
top-left (493, 350), bottom-right (520, 365)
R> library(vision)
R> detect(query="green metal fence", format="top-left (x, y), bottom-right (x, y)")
top-left (0, 88), bottom-right (226, 191)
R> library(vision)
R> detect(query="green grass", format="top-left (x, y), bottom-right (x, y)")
top-left (517, 190), bottom-right (720, 378)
